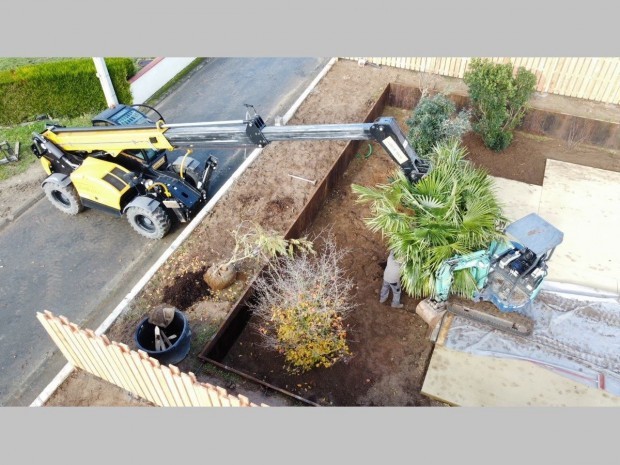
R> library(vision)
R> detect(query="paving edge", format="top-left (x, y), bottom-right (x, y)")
top-left (0, 193), bottom-right (44, 234)
top-left (29, 57), bottom-right (338, 407)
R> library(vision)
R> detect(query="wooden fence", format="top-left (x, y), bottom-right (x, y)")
top-left (37, 310), bottom-right (267, 407)
top-left (346, 57), bottom-right (620, 104)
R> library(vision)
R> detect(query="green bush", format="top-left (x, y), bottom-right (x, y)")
top-left (463, 58), bottom-right (537, 151)
top-left (406, 92), bottom-right (471, 157)
top-left (0, 58), bottom-right (135, 125)
top-left (352, 140), bottom-right (506, 299)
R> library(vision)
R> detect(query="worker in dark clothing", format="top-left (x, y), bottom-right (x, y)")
top-left (379, 251), bottom-right (404, 308)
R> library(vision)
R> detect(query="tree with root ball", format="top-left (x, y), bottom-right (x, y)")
top-left (203, 221), bottom-right (313, 291)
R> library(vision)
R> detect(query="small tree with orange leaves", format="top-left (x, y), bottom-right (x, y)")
top-left (250, 234), bottom-right (355, 373)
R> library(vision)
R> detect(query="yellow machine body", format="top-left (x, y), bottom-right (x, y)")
top-left (43, 125), bottom-right (175, 156)
top-left (70, 157), bottom-right (133, 211)
top-left (39, 157), bottom-right (53, 175)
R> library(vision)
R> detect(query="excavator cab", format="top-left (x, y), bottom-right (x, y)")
top-left (483, 213), bottom-right (564, 312)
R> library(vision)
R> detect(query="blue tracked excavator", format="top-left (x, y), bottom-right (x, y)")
top-left (416, 213), bottom-right (564, 335)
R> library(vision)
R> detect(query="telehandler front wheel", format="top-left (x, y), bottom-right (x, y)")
top-left (43, 180), bottom-right (84, 215)
top-left (126, 205), bottom-right (171, 239)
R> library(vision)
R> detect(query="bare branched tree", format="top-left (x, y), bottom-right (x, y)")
top-left (565, 119), bottom-right (591, 150)
top-left (250, 232), bottom-right (356, 372)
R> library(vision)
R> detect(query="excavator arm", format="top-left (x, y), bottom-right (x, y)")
top-left (433, 249), bottom-right (492, 302)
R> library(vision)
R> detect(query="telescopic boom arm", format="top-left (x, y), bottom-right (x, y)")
top-left (41, 110), bottom-right (431, 183)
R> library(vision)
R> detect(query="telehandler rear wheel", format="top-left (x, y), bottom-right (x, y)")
top-left (126, 205), bottom-right (171, 239)
top-left (43, 180), bottom-right (84, 215)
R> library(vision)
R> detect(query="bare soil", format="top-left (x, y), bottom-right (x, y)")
top-left (40, 59), bottom-right (619, 406)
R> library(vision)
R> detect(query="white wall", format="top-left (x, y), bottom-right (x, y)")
top-left (130, 57), bottom-right (196, 104)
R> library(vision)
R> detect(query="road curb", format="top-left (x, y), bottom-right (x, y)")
top-left (0, 193), bottom-right (44, 234)
top-left (30, 57), bottom-right (338, 407)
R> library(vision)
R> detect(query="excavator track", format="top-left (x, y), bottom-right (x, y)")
top-left (446, 297), bottom-right (534, 336)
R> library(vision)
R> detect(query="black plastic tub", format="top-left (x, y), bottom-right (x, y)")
top-left (134, 310), bottom-right (192, 365)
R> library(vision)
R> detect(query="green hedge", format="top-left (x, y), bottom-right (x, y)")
top-left (0, 58), bottom-right (135, 125)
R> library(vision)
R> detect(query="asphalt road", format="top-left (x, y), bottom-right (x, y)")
top-left (0, 57), bottom-right (329, 406)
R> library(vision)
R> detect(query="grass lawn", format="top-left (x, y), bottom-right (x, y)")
top-left (0, 57), bottom-right (157, 180)
top-left (0, 58), bottom-right (76, 72)
top-left (0, 57), bottom-right (154, 72)
top-left (0, 114), bottom-right (93, 181)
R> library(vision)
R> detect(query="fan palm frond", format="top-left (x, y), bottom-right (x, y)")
top-left (353, 139), bottom-right (505, 299)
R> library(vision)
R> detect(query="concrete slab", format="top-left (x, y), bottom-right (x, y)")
top-left (491, 176), bottom-right (543, 222)
top-left (538, 160), bottom-right (620, 294)
top-left (422, 345), bottom-right (620, 407)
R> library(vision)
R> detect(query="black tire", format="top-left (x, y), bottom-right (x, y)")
top-left (126, 205), bottom-right (171, 239)
top-left (43, 180), bottom-right (84, 215)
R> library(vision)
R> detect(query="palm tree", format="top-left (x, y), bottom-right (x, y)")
top-left (352, 139), bottom-right (506, 299)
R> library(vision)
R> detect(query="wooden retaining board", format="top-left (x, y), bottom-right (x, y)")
top-left (422, 345), bottom-right (620, 407)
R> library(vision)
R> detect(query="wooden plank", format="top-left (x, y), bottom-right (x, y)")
top-left (601, 60), bottom-right (620, 103)
top-left (138, 350), bottom-right (177, 407)
top-left (160, 365), bottom-right (184, 406)
top-left (205, 382), bottom-right (223, 406)
top-left (84, 329), bottom-right (123, 388)
top-left (438, 57), bottom-right (446, 75)
top-left (533, 57), bottom-right (546, 91)
top-left (451, 57), bottom-right (459, 76)
top-left (597, 59), bottom-right (613, 102)
top-left (575, 57), bottom-right (594, 99)
top-left (532, 57), bottom-right (543, 90)
top-left (108, 342), bottom-right (147, 400)
top-left (169, 365), bottom-right (192, 407)
top-left (579, 57), bottom-right (597, 99)
top-left (581, 57), bottom-right (600, 100)
top-left (458, 57), bottom-right (468, 78)
top-left (102, 336), bottom-right (135, 392)
top-left (591, 58), bottom-right (611, 101)
top-left (567, 57), bottom-right (586, 96)
top-left (57, 318), bottom-right (101, 377)
top-left (194, 383), bottom-right (214, 407)
top-left (543, 57), bottom-right (559, 93)
top-left (217, 386), bottom-right (231, 406)
top-left (419, 57), bottom-right (426, 73)
top-left (558, 58), bottom-right (577, 96)
top-left (568, 57), bottom-right (586, 97)
top-left (430, 57), bottom-right (439, 75)
top-left (119, 344), bottom-right (155, 403)
top-left (180, 372), bottom-right (201, 406)
top-left (435, 313), bottom-right (454, 346)
top-left (37, 312), bottom-right (80, 367)
top-left (422, 346), bottom-right (620, 406)
top-left (48, 314), bottom-right (90, 370)
top-left (553, 57), bottom-right (569, 94)
top-left (580, 57), bottom-right (603, 100)
top-left (131, 349), bottom-right (169, 406)
top-left (71, 325), bottom-right (109, 382)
